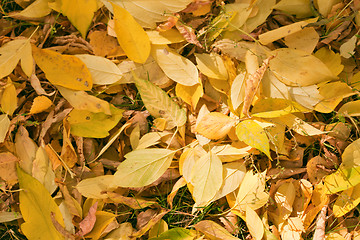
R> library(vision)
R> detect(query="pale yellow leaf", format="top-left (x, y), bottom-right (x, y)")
top-left (152, 45), bottom-right (199, 86)
top-left (196, 112), bottom-right (236, 140)
top-left (32, 47), bottom-right (92, 90)
top-left (0, 38), bottom-right (32, 79)
top-left (32, 147), bottom-right (56, 194)
top-left (273, 0), bottom-right (312, 18)
top-left (179, 146), bottom-right (207, 184)
top-left (195, 220), bottom-right (239, 240)
top-left (211, 144), bottom-right (251, 162)
top-left (105, 0), bottom-right (192, 28)
top-left (289, 85), bottom-right (323, 109)
top-left (314, 47), bottom-right (344, 76)
top-left (278, 114), bottom-right (325, 136)
top-left (225, 3), bottom-right (252, 31)
top-left (246, 206), bottom-right (264, 240)
top-left (60, 0), bottom-right (98, 37)
top-left (56, 86), bottom-right (110, 114)
top-left (17, 167), bottom-right (64, 240)
top-left (0, 212), bottom-right (22, 223)
top-left (259, 18), bottom-right (317, 45)
top-left (113, 149), bottom-right (176, 187)
top-left (104, 222), bottom-right (134, 240)
top-left (195, 105), bottom-right (211, 146)
top-left (338, 100), bottom-right (360, 117)
top-left (76, 175), bottom-right (115, 199)
top-left (274, 181), bottom-right (296, 225)
top-left (340, 35), bottom-right (357, 58)
top-left (284, 27), bottom-right (319, 54)
top-left (325, 232), bottom-right (347, 240)
top-left (191, 151), bottom-right (223, 206)
top-left (12, 0), bottom-right (51, 19)
top-left (29, 96), bottom-right (53, 114)
top-left (262, 70), bottom-right (290, 99)
top-left (251, 98), bottom-right (308, 119)
top-left (0, 115), bottom-right (10, 143)
top-left (195, 53), bottom-right (228, 80)
top-left (146, 29), bottom-right (185, 45)
top-left (134, 75), bottom-right (186, 129)
top-left (236, 120), bottom-right (271, 158)
top-left (212, 161), bottom-right (246, 201)
top-left (314, 0), bottom-right (341, 17)
top-left (241, 0), bottom-right (276, 33)
top-left (112, 3), bottom-right (150, 63)
top-left (15, 126), bottom-right (37, 175)
top-left (333, 183), bottom-right (360, 217)
top-left (175, 83), bottom-right (203, 110)
top-left (230, 71), bottom-right (246, 110)
top-left (136, 132), bottom-right (165, 150)
top-left (1, 78), bottom-right (17, 116)
top-left (75, 54), bottom-right (123, 85)
top-left (269, 48), bottom-right (337, 87)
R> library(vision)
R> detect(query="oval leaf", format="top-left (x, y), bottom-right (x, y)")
top-left (134, 75), bottom-right (186, 128)
top-left (195, 220), bottom-right (238, 240)
top-left (195, 112), bottom-right (236, 140)
top-left (236, 120), bottom-right (271, 158)
top-left (32, 46), bottom-right (92, 90)
top-left (112, 3), bottom-right (150, 63)
top-left (113, 149), bottom-right (176, 187)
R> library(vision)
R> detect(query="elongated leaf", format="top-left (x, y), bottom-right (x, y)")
top-left (12, 0), bottom-right (51, 19)
top-left (17, 167), bottom-right (64, 240)
top-left (75, 54), bottom-right (123, 85)
top-left (195, 53), bottom-right (228, 80)
top-left (246, 206), bottom-right (264, 240)
top-left (338, 100), bottom-right (360, 117)
top-left (0, 39), bottom-right (32, 79)
top-left (113, 149), bottom-right (176, 187)
top-left (134, 75), bottom-right (186, 129)
top-left (149, 228), bottom-right (195, 240)
top-left (0, 115), bottom-right (10, 143)
top-left (269, 48), bottom-right (337, 87)
top-left (112, 3), bottom-right (150, 63)
top-left (32, 47), bottom-right (92, 90)
top-left (236, 120), bottom-right (271, 158)
top-left (323, 166), bottom-right (360, 194)
top-left (60, 0), bottom-right (98, 37)
top-left (191, 151), bottom-right (223, 206)
top-left (251, 98), bottom-right (308, 118)
top-left (1, 78), bottom-right (17, 116)
top-left (76, 175), bottom-right (115, 199)
top-left (151, 45), bottom-right (199, 86)
top-left (333, 183), bottom-right (360, 217)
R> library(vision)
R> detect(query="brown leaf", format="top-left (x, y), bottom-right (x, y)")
top-left (76, 202), bottom-right (98, 237)
top-left (176, 22), bottom-right (203, 48)
top-left (132, 208), bottom-right (169, 238)
top-left (0, 152), bottom-right (18, 186)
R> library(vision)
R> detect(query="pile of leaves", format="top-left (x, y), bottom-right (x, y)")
top-left (1, 0), bottom-right (360, 239)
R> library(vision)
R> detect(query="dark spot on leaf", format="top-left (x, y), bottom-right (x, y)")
top-left (96, 103), bottom-right (101, 109)
top-left (86, 116), bottom-right (90, 120)
top-left (77, 78), bottom-right (82, 82)
top-left (84, 81), bottom-right (89, 87)
top-left (159, 110), bottom-right (165, 114)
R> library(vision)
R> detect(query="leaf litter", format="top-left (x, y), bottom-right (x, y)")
top-left (1, 0), bottom-right (360, 239)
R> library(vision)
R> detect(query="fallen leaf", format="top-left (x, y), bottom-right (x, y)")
top-left (15, 126), bottom-right (38, 175)
top-left (77, 202), bottom-right (98, 237)
top-left (152, 45), bottom-right (199, 86)
top-left (112, 3), bottom-right (150, 63)
top-left (32, 46), bottom-right (93, 90)
top-left (0, 114), bottom-right (10, 143)
top-left (85, 211), bottom-right (116, 239)
top-left (246, 205), bottom-right (264, 240)
top-left (32, 147), bottom-right (57, 194)
top-left (29, 96), bottom-right (53, 114)
top-left (175, 83), bottom-right (203, 110)
top-left (1, 78), bottom-right (18, 116)
top-left (340, 35), bottom-right (357, 58)
top-left (0, 152), bottom-right (18, 186)
top-left (146, 29), bottom-right (185, 45)
top-left (273, 0), bottom-right (312, 18)
top-left (338, 100), bottom-right (360, 117)
top-left (60, 0), bottom-right (98, 37)
top-left (333, 184), bottom-right (360, 217)
top-left (76, 175), bottom-right (114, 199)
top-left (11, 0), bottom-right (51, 19)
top-left (314, 47), bottom-right (344, 76)
top-left (113, 148), bottom-right (176, 187)
top-left (107, 191), bottom-right (157, 209)
top-left (284, 27), bottom-right (319, 54)
top-left (195, 220), bottom-right (239, 240)
top-left (17, 167), bottom-right (65, 240)
top-left (148, 227), bottom-right (195, 240)
top-left (195, 53), bottom-right (228, 80)
top-left (195, 112), bottom-right (236, 140)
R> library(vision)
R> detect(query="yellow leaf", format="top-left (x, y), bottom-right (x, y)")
top-left (207, 11), bottom-right (237, 41)
top-left (175, 83), bottom-right (203, 110)
top-left (151, 45), bottom-right (199, 86)
top-left (0, 114), bottom-right (10, 143)
top-left (230, 71), bottom-right (246, 110)
top-left (269, 48), bottom-right (337, 87)
top-left (259, 18), bottom-right (317, 45)
top-left (146, 29), bottom-right (185, 45)
top-left (179, 146), bottom-right (207, 183)
top-left (11, 0), bottom-right (51, 19)
top-left (195, 53), bottom-right (228, 80)
top-left (134, 75), bottom-right (187, 129)
top-left (29, 96), bottom-right (53, 114)
top-left (273, 0), bottom-right (313, 18)
top-left (0, 38), bottom-right (32, 79)
top-left (67, 106), bottom-right (123, 138)
top-left (315, 0), bottom-right (341, 17)
top-left (60, 0), bottom-right (98, 37)
top-left (314, 47), bottom-right (344, 76)
top-left (333, 183), bottom-right (360, 217)
top-left (241, 0), bottom-right (276, 33)
top-left (112, 3), bottom-right (150, 63)
top-left (211, 144), bottom-right (251, 162)
top-left (191, 151), bottom-right (223, 206)
top-left (324, 166), bottom-right (360, 194)
top-left (278, 114), bottom-right (325, 136)
top-left (338, 100), bottom-right (360, 117)
top-left (113, 149), bottom-right (176, 187)
top-left (75, 54), bottom-right (123, 85)
top-left (148, 219), bottom-right (168, 238)
top-left (236, 120), bottom-right (271, 158)
top-left (17, 167), bottom-right (64, 240)
top-left (76, 175), bottom-right (115, 199)
top-left (1, 78), bottom-right (17, 115)
top-left (340, 35), bottom-right (357, 58)
top-left (224, 3), bottom-right (252, 31)
top-left (195, 220), bottom-right (239, 240)
top-left (15, 126), bottom-right (38, 175)
top-left (85, 211), bottom-right (116, 239)
top-left (32, 147), bottom-right (57, 194)
top-left (246, 206), bottom-right (264, 240)
top-left (284, 27), bottom-right (319, 54)
top-left (32, 47), bottom-right (92, 90)
top-left (57, 86), bottom-right (110, 114)
top-left (195, 112), bottom-right (236, 140)
top-left (104, 222), bottom-right (135, 240)
top-left (251, 98), bottom-right (309, 118)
